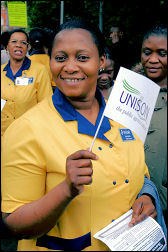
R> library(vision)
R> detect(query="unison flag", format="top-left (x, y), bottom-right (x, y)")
top-left (90, 67), bottom-right (160, 151)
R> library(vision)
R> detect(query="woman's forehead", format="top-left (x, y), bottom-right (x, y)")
top-left (52, 29), bottom-right (99, 54)
top-left (143, 35), bottom-right (167, 47)
top-left (10, 32), bottom-right (27, 40)
top-left (55, 28), bottom-right (93, 43)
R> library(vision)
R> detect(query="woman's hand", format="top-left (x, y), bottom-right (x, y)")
top-left (129, 194), bottom-right (157, 227)
top-left (66, 150), bottom-right (98, 198)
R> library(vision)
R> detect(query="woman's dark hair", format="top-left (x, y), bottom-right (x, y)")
top-left (8, 29), bottom-right (29, 44)
top-left (104, 47), bottom-right (114, 61)
top-left (1, 31), bottom-right (10, 49)
top-left (142, 24), bottom-right (167, 44)
top-left (29, 27), bottom-right (46, 51)
top-left (44, 29), bottom-right (56, 52)
top-left (48, 18), bottom-right (105, 58)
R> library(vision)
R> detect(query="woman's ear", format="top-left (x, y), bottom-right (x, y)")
top-left (6, 44), bottom-right (9, 52)
top-left (99, 54), bottom-right (106, 70)
top-left (28, 44), bottom-right (31, 51)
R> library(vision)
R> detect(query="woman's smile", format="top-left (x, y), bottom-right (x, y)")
top-left (60, 75), bottom-right (87, 85)
top-left (50, 28), bottom-right (105, 99)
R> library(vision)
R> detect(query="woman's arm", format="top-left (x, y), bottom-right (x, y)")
top-left (2, 180), bottom-right (72, 239)
top-left (2, 150), bottom-right (97, 239)
top-left (129, 176), bottom-right (167, 240)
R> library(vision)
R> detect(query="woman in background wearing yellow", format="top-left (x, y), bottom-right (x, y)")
top-left (28, 27), bottom-right (56, 91)
top-left (1, 29), bottom-right (53, 136)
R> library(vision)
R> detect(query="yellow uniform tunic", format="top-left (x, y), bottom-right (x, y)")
top-left (29, 53), bottom-right (56, 88)
top-left (1, 88), bottom-right (149, 251)
top-left (1, 57), bottom-right (53, 136)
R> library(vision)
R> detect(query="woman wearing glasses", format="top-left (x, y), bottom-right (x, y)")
top-left (1, 29), bottom-right (53, 137)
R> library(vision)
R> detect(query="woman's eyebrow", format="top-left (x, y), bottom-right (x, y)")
top-left (54, 49), bottom-right (90, 54)
top-left (54, 50), bottom-right (66, 53)
top-left (76, 49), bottom-right (89, 53)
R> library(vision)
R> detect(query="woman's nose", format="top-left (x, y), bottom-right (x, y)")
top-left (63, 59), bottom-right (79, 73)
top-left (100, 73), bottom-right (108, 80)
top-left (148, 53), bottom-right (159, 63)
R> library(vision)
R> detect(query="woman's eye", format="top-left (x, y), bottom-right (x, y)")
top-left (55, 55), bottom-right (66, 62)
top-left (10, 40), bottom-right (17, 44)
top-left (144, 50), bottom-right (151, 56)
top-left (77, 55), bottom-right (89, 61)
top-left (108, 70), bottom-right (114, 75)
top-left (159, 51), bottom-right (167, 57)
top-left (21, 41), bottom-right (28, 46)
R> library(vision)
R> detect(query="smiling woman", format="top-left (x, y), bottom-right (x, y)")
top-left (1, 20), bottom-right (167, 251)
top-left (50, 28), bottom-right (103, 115)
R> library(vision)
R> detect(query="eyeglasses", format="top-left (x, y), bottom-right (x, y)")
top-left (9, 39), bottom-right (29, 47)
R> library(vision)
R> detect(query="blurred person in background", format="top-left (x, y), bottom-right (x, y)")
top-left (1, 31), bottom-right (10, 65)
top-left (109, 24), bottom-right (134, 78)
top-left (131, 62), bottom-right (146, 76)
top-left (97, 47), bottom-right (115, 99)
top-left (141, 24), bottom-right (167, 225)
top-left (44, 28), bottom-right (56, 56)
top-left (28, 27), bottom-right (56, 91)
top-left (1, 28), bottom-right (53, 137)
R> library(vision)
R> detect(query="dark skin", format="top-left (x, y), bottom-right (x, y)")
top-left (6, 32), bottom-right (29, 75)
top-left (97, 58), bottom-right (114, 99)
top-left (2, 28), bottom-right (157, 239)
top-left (141, 35), bottom-right (167, 88)
top-left (2, 150), bottom-right (98, 239)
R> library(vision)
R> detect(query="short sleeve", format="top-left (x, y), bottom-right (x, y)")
top-left (1, 117), bottom-right (46, 213)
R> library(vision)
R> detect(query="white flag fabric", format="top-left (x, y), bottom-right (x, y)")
top-left (104, 67), bottom-right (160, 143)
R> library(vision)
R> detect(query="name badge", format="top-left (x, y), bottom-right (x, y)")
top-left (15, 77), bottom-right (29, 86)
top-left (119, 128), bottom-right (135, 141)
